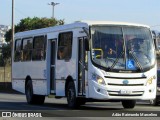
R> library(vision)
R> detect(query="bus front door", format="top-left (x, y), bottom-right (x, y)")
top-left (78, 37), bottom-right (87, 96)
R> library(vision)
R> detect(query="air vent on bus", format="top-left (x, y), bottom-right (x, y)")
top-left (107, 83), bottom-right (144, 86)
top-left (107, 90), bottom-right (144, 97)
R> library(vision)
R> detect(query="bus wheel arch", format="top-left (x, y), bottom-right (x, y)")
top-left (65, 76), bottom-right (74, 97)
top-left (25, 76), bottom-right (34, 104)
top-left (25, 76), bottom-right (32, 90)
top-left (25, 75), bottom-right (45, 105)
top-left (65, 76), bottom-right (79, 108)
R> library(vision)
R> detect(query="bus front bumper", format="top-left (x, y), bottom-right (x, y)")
top-left (89, 81), bottom-right (156, 100)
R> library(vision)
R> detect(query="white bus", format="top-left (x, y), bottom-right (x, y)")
top-left (12, 21), bottom-right (157, 109)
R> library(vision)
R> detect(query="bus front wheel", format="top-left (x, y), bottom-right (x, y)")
top-left (25, 80), bottom-right (45, 105)
top-left (67, 81), bottom-right (80, 108)
top-left (150, 98), bottom-right (159, 106)
top-left (122, 100), bottom-right (136, 109)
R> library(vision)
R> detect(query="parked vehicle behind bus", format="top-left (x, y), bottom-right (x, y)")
top-left (12, 21), bottom-right (157, 109)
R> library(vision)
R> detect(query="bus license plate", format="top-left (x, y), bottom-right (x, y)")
top-left (119, 90), bottom-right (132, 94)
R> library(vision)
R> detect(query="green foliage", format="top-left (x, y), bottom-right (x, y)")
top-left (0, 44), bottom-right (11, 66)
top-left (3, 17), bottom-right (64, 63)
top-left (4, 29), bottom-right (12, 43)
top-left (2, 44), bottom-right (11, 60)
top-left (16, 17), bottom-right (64, 32)
top-left (5, 17), bottom-right (65, 43)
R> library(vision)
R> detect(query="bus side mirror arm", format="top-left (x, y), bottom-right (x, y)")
top-left (83, 27), bottom-right (90, 39)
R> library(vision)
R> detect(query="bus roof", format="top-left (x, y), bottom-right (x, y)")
top-left (14, 21), bottom-right (150, 39)
top-left (80, 21), bottom-right (150, 28)
top-left (14, 22), bottom-right (88, 38)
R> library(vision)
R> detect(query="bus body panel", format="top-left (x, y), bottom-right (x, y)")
top-left (12, 60), bottom-right (47, 95)
top-left (12, 80), bottom-right (25, 93)
top-left (12, 22), bottom-right (88, 96)
top-left (55, 28), bottom-right (87, 96)
top-left (87, 58), bottom-right (157, 100)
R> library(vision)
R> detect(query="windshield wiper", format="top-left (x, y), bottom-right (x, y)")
top-left (109, 50), bottom-right (143, 72)
top-left (129, 50), bottom-right (143, 71)
top-left (109, 51), bottom-right (124, 70)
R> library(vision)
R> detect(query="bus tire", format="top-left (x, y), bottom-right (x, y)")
top-left (25, 80), bottom-right (45, 105)
top-left (35, 95), bottom-right (45, 105)
top-left (67, 81), bottom-right (79, 108)
top-left (150, 98), bottom-right (159, 106)
top-left (77, 98), bottom-right (86, 105)
top-left (122, 100), bottom-right (136, 109)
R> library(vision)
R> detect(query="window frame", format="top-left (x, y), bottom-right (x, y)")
top-left (57, 31), bottom-right (73, 60)
top-left (22, 37), bottom-right (33, 61)
top-left (14, 39), bottom-right (22, 62)
top-left (32, 35), bottom-right (46, 61)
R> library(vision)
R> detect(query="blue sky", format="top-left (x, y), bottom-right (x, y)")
top-left (0, 0), bottom-right (160, 30)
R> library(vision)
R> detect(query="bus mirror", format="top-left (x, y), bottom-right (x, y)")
top-left (152, 31), bottom-right (160, 51)
top-left (85, 38), bottom-right (89, 51)
top-left (154, 38), bottom-right (159, 51)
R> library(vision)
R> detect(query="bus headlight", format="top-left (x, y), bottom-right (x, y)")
top-left (92, 73), bottom-right (106, 85)
top-left (146, 75), bottom-right (156, 86)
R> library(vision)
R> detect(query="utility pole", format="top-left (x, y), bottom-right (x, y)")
top-left (10, 0), bottom-right (14, 88)
top-left (12, 0), bottom-right (14, 46)
top-left (48, 2), bottom-right (59, 19)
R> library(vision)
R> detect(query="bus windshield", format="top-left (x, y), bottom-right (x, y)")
top-left (91, 25), bottom-right (155, 72)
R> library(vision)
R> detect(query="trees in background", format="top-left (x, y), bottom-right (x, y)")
top-left (0, 17), bottom-right (64, 66)
top-left (5, 17), bottom-right (64, 43)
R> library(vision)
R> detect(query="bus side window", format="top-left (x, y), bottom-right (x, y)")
top-left (22, 38), bottom-right (33, 61)
top-left (57, 32), bottom-right (73, 60)
top-left (14, 39), bottom-right (22, 62)
top-left (32, 36), bottom-right (46, 61)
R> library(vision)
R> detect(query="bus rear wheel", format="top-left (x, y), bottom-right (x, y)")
top-left (25, 80), bottom-right (45, 105)
top-left (122, 100), bottom-right (136, 109)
